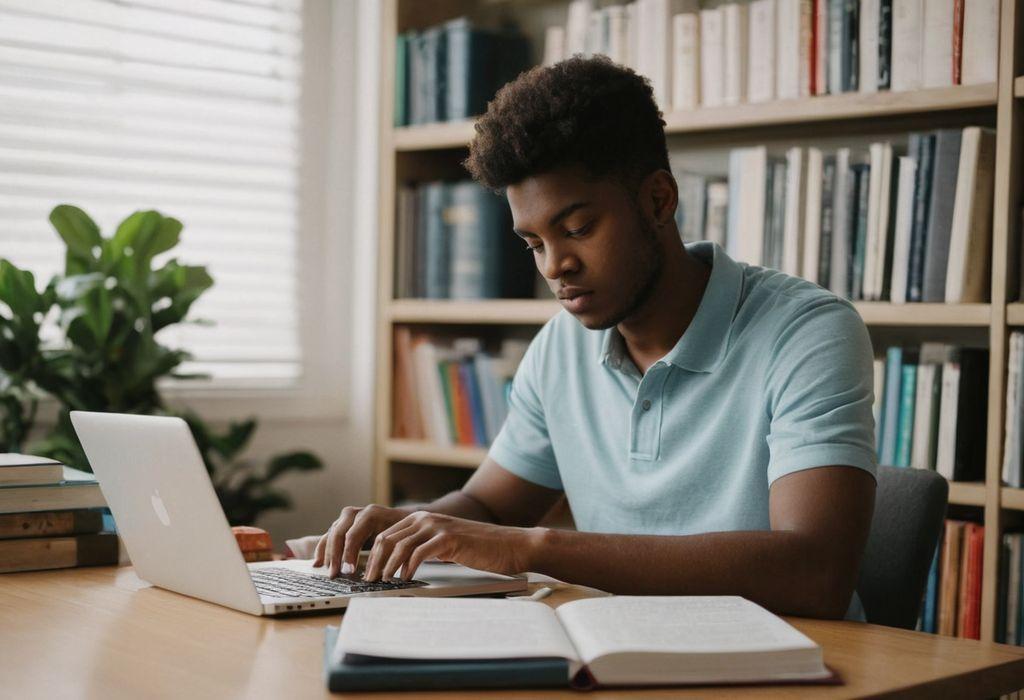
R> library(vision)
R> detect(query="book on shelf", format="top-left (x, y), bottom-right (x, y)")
top-left (920, 519), bottom-right (982, 639)
top-left (324, 596), bottom-right (834, 692)
top-left (874, 344), bottom-right (986, 479)
top-left (1003, 331), bottom-right (1024, 488)
top-left (392, 332), bottom-right (528, 449)
top-left (535, 0), bottom-right (996, 117)
top-left (1000, 532), bottom-right (1024, 645)
top-left (0, 453), bottom-right (63, 486)
top-left (394, 179), bottom-right (536, 301)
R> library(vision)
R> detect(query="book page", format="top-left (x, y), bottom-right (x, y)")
top-left (555, 596), bottom-right (819, 665)
top-left (332, 597), bottom-right (579, 666)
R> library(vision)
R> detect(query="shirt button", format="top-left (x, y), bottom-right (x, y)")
top-left (641, 399), bottom-right (652, 411)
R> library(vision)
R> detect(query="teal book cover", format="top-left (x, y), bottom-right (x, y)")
top-left (894, 362), bottom-right (918, 467)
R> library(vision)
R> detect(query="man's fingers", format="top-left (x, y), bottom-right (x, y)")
top-left (381, 530), bottom-right (432, 581)
top-left (327, 508), bottom-right (358, 577)
top-left (403, 534), bottom-right (447, 582)
top-left (312, 533), bottom-right (328, 567)
top-left (364, 524), bottom-right (419, 581)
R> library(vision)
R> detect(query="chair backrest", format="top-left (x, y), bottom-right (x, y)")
top-left (856, 465), bottom-right (948, 629)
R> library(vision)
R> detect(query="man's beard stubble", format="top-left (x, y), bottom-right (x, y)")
top-left (584, 215), bottom-right (664, 331)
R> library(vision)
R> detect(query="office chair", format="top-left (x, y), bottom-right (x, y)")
top-left (856, 465), bottom-right (949, 629)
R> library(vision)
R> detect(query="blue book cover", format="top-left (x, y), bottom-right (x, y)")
top-left (894, 361), bottom-right (918, 467)
top-left (459, 359), bottom-right (488, 446)
top-left (323, 626), bottom-right (568, 692)
top-left (880, 347), bottom-right (903, 466)
top-left (923, 543), bottom-right (940, 633)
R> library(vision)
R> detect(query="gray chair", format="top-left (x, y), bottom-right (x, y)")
top-left (855, 465), bottom-right (949, 629)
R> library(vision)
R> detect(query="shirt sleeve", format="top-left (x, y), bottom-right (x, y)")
top-left (764, 299), bottom-right (878, 485)
top-left (486, 326), bottom-right (564, 491)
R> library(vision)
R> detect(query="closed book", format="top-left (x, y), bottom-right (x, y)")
top-left (877, 143), bottom-right (898, 301)
top-left (859, 0), bottom-right (879, 93)
top-left (722, 2), bottom-right (748, 106)
top-left (672, 12), bottom-right (700, 110)
top-left (922, 0), bottom-right (955, 88)
top-left (392, 326), bottom-right (425, 440)
top-left (326, 596), bottom-right (834, 692)
top-left (818, 155), bottom-right (836, 288)
top-left (442, 361), bottom-right (471, 445)
top-left (910, 343), bottom-right (945, 471)
top-left (775, 0), bottom-right (800, 100)
top-left (747, 0), bottom-right (777, 103)
top-left (413, 26), bottom-right (446, 124)
top-left (444, 19), bottom-right (529, 122)
top-left (700, 7), bottom-right (726, 107)
top-left (446, 182), bottom-right (508, 300)
top-left (890, 0), bottom-right (923, 91)
top-left (1006, 534), bottom-right (1022, 644)
top-left (1003, 333), bottom-right (1022, 487)
top-left (958, 523), bottom-right (984, 639)
top-left (782, 147), bottom-right (806, 276)
top-left (0, 454), bottom-right (63, 486)
top-left (1013, 332), bottom-right (1024, 487)
top-left (889, 155), bottom-right (917, 303)
top-left (813, 0), bottom-right (828, 95)
top-left (880, 346), bottom-right (904, 466)
top-left (565, 0), bottom-right (592, 57)
top-left (704, 180), bottom-right (729, 247)
top-left (606, 5), bottom-right (630, 65)
top-left (877, 0), bottom-right (893, 89)
top-left (938, 519), bottom-right (964, 636)
top-left (764, 159), bottom-right (787, 271)
top-left (960, 0), bottom-right (998, 85)
top-left (472, 354), bottom-right (504, 444)
top-left (945, 127), bottom-right (996, 303)
top-left (459, 359), bottom-right (487, 446)
top-left (0, 532), bottom-right (118, 574)
top-left (851, 163), bottom-right (870, 301)
top-left (394, 32), bottom-right (410, 126)
top-left (894, 357), bottom-right (918, 467)
top-left (934, 349), bottom-right (961, 480)
top-left (674, 170), bottom-right (707, 243)
top-left (906, 132), bottom-right (936, 302)
top-left (802, 148), bottom-right (824, 283)
top-left (727, 147), bottom-right (767, 266)
top-left (0, 467), bottom-right (105, 515)
top-left (951, 348), bottom-right (988, 482)
top-left (411, 337), bottom-right (451, 446)
top-left (0, 509), bottom-right (104, 540)
top-left (827, 0), bottom-right (844, 93)
top-left (394, 185), bottom-right (417, 298)
top-left (921, 129), bottom-right (963, 302)
top-left (952, 0), bottom-right (964, 84)
top-left (828, 148), bottom-right (851, 298)
top-left (798, 0), bottom-right (813, 96)
top-left (922, 543), bottom-right (940, 633)
top-left (422, 182), bottom-right (450, 299)
top-left (842, 0), bottom-right (859, 91)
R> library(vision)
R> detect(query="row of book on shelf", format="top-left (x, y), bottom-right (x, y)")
top-left (919, 519), bottom-right (983, 638)
top-left (0, 454), bottom-right (117, 574)
top-left (689, 126), bottom-right (994, 303)
top-left (873, 345), bottom-right (987, 480)
top-left (544, 0), bottom-right (999, 114)
top-left (392, 328), bottom-right (528, 447)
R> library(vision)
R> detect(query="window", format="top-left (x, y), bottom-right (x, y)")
top-left (0, 0), bottom-right (307, 386)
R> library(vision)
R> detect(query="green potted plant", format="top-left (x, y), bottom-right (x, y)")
top-left (0, 205), bottom-right (322, 526)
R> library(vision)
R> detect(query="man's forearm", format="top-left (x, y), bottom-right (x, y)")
top-left (528, 527), bottom-right (857, 619)
top-left (402, 490), bottom-right (498, 523)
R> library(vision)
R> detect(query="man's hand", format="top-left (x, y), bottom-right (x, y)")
top-left (362, 511), bottom-right (542, 582)
top-left (312, 504), bottom-right (410, 578)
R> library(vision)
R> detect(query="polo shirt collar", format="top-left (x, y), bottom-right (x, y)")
top-left (598, 242), bottom-right (744, 374)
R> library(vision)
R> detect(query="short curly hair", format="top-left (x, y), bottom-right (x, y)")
top-left (464, 56), bottom-right (669, 193)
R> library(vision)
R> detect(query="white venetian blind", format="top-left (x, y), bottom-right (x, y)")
top-left (0, 0), bottom-right (304, 384)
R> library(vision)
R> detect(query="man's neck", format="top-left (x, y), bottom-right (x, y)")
top-left (617, 245), bottom-right (711, 375)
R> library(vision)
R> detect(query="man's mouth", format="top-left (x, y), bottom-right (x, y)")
top-left (557, 287), bottom-right (594, 313)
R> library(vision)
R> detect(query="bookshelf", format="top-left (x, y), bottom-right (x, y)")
top-left (375, 0), bottom-right (1023, 643)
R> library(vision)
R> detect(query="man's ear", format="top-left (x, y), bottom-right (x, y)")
top-left (639, 169), bottom-right (678, 229)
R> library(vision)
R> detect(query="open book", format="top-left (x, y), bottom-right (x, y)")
top-left (324, 596), bottom-right (834, 691)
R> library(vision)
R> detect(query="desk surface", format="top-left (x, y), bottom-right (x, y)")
top-left (3, 566), bottom-right (1024, 699)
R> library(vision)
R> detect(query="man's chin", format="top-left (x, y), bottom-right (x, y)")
top-left (570, 309), bottom-right (622, 331)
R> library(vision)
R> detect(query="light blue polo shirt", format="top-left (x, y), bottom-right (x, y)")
top-left (488, 241), bottom-right (877, 616)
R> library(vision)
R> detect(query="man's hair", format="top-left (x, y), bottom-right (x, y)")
top-left (464, 56), bottom-right (669, 192)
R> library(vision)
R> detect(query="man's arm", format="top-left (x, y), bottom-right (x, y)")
top-left (312, 457), bottom-right (562, 576)
top-left (361, 465), bottom-right (875, 620)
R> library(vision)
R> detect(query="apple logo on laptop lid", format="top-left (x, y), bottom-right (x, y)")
top-left (151, 489), bottom-right (171, 527)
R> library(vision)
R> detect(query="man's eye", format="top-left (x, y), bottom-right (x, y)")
top-left (525, 242), bottom-right (544, 253)
top-left (566, 223), bottom-right (592, 237)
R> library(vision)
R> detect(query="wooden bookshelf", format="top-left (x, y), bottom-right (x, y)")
top-left (376, 0), bottom-right (1022, 644)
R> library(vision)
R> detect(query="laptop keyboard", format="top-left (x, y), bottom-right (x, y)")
top-left (251, 567), bottom-right (427, 598)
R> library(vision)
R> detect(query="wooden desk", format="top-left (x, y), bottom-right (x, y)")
top-left (3, 566), bottom-right (1024, 699)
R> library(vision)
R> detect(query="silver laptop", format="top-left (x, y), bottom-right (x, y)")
top-left (70, 411), bottom-right (527, 616)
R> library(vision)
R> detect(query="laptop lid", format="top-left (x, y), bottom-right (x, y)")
top-left (71, 411), bottom-right (265, 615)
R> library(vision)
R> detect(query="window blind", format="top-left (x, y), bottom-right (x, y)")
top-left (0, 0), bottom-right (304, 384)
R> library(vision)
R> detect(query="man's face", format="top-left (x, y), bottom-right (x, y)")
top-left (506, 168), bottom-right (663, 330)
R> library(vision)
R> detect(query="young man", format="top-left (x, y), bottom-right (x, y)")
top-left (314, 57), bottom-right (877, 620)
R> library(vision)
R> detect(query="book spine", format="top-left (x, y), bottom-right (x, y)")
top-left (0, 510), bottom-right (103, 540)
top-left (923, 542), bottom-right (940, 632)
top-left (438, 360), bottom-right (460, 444)
top-left (877, 0), bottom-right (892, 89)
top-left (880, 346), bottom-right (903, 465)
top-left (858, 0), bottom-right (879, 93)
top-left (818, 156), bottom-right (836, 288)
top-left (851, 163), bottom-right (870, 301)
top-left (938, 520), bottom-right (963, 636)
top-left (894, 363), bottom-right (917, 467)
top-left (843, 0), bottom-right (859, 92)
top-left (907, 133), bottom-right (935, 303)
top-left (0, 532), bottom-right (118, 573)
top-left (798, 0), bottom-right (813, 97)
top-left (700, 8), bottom-right (725, 107)
top-left (952, 0), bottom-right (964, 85)
top-left (828, 0), bottom-right (844, 93)
top-left (921, 130), bottom-right (963, 302)
top-left (460, 360), bottom-right (488, 446)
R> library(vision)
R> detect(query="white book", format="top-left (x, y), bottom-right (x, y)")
top-left (863, 143), bottom-right (885, 301)
top-left (798, 0), bottom-right (813, 96)
top-left (859, 0), bottom-right (880, 93)
top-left (607, 5), bottom-right (630, 65)
top-left (922, 0), bottom-right (954, 88)
top-left (412, 338), bottom-right (452, 446)
top-left (722, 3), bottom-right (748, 105)
top-left (873, 357), bottom-right (886, 441)
top-left (935, 356), bottom-right (961, 481)
top-left (1008, 535), bottom-right (1022, 643)
top-left (672, 12), bottom-right (700, 110)
top-left (728, 146), bottom-right (768, 266)
top-left (700, 7), bottom-right (726, 107)
top-left (1002, 332), bottom-right (1021, 486)
top-left (911, 345), bottom-right (944, 470)
top-left (626, 2), bottom-right (640, 71)
top-left (873, 143), bottom-right (895, 300)
top-left (829, 148), bottom-right (851, 298)
top-left (802, 147), bottom-right (824, 283)
top-left (945, 127), bottom-right (996, 303)
top-left (646, 0), bottom-right (678, 108)
top-left (747, 0), bottom-right (777, 103)
top-left (889, 155), bottom-right (917, 304)
top-left (543, 26), bottom-right (566, 66)
top-left (782, 147), bottom-right (806, 276)
top-left (814, 0), bottom-right (828, 95)
top-left (586, 9), bottom-right (606, 57)
top-left (961, 0), bottom-right (999, 85)
top-left (890, 0), bottom-right (924, 92)
top-left (775, 0), bottom-right (801, 99)
top-left (332, 596), bottom-right (832, 687)
top-left (566, 0), bottom-right (593, 57)
top-left (704, 180), bottom-right (730, 246)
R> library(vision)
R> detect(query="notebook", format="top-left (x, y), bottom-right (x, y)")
top-left (323, 596), bottom-right (837, 691)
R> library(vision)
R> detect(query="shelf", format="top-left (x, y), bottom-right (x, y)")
top-left (949, 481), bottom-right (987, 507)
top-left (384, 439), bottom-right (485, 469)
top-left (388, 299), bottom-right (560, 324)
top-left (853, 302), bottom-right (991, 327)
top-left (1008, 303), bottom-right (1024, 326)
top-left (392, 83), bottom-right (997, 152)
top-left (1016, 76), bottom-right (1024, 98)
top-left (1003, 488), bottom-right (1024, 511)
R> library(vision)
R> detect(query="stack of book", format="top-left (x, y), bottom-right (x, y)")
top-left (543, 0), bottom-right (999, 111)
top-left (920, 519), bottom-right (984, 638)
top-left (394, 180), bottom-right (537, 300)
top-left (394, 17), bottom-right (530, 126)
top-left (873, 344), bottom-right (987, 480)
top-left (0, 454), bottom-right (117, 574)
top-left (711, 126), bottom-right (995, 302)
top-left (392, 329), bottom-right (528, 448)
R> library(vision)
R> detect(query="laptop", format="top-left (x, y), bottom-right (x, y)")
top-left (70, 411), bottom-right (527, 616)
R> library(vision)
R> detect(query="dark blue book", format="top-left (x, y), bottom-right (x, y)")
top-left (446, 181), bottom-right (505, 299)
top-left (923, 542), bottom-right (940, 633)
top-left (422, 182), bottom-right (450, 299)
top-left (444, 18), bottom-right (530, 121)
top-left (906, 132), bottom-right (936, 302)
top-left (877, 0), bottom-right (893, 89)
top-left (411, 25), bottom-right (447, 124)
top-left (843, 0), bottom-right (859, 91)
top-left (880, 347), bottom-right (903, 466)
top-left (851, 163), bottom-right (870, 301)
top-left (921, 130), bottom-right (963, 302)
top-left (819, 156), bottom-right (836, 288)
